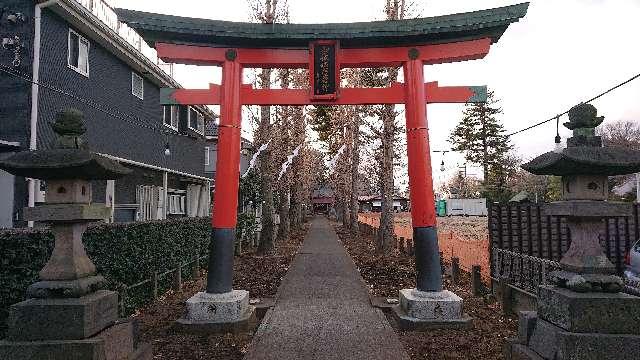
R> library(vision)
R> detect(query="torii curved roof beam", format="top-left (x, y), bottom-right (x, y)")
top-left (115, 3), bottom-right (528, 49)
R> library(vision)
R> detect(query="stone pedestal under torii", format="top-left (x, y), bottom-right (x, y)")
top-left (0, 109), bottom-right (152, 360)
top-left (506, 104), bottom-right (640, 360)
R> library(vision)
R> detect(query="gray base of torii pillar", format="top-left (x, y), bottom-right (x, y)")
top-left (175, 229), bottom-right (256, 334)
top-left (392, 227), bottom-right (473, 330)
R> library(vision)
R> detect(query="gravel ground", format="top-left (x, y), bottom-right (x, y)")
top-left (336, 224), bottom-right (517, 360)
top-left (130, 224), bottom-right (308, 360)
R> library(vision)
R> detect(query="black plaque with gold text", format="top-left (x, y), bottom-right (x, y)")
top-left (310, 41), bottom-right (339, 100)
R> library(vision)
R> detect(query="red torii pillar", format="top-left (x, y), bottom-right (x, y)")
top-left (207, 53), bottom-right (243, 294)
top-left (404, 57), bottom-right (441, 291)
top-left (156, 42), bottom-right (489, 295)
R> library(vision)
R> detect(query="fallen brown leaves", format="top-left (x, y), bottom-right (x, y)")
top-left (336, 223), bottom-right (516, 360)
top-left (131, 224), bottom-right (308, 360)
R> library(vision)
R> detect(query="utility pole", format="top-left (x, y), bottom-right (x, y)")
top-left (458, 162), bottom-right (468, 178)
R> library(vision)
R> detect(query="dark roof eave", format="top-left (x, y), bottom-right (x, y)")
top-left (115, 2), bottom-right (528, 49)
top-left (522, 148), bottom-right (640, 176)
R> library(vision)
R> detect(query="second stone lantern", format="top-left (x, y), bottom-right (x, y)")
top-left (0, 109), bottom-right (152, 360)
top-left (506, 103), bottom-right (640, 360)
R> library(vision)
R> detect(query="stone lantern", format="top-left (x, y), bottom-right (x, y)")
top-left (506, 103), bottom-right (640, 359)
top-left (0, 109), bottom-right (151, 360)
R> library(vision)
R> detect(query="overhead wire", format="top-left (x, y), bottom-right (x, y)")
top-left (506, 72), bottom-right (640, 137)
top-left (0, 63), bottom-right (254, 139)
top-left (2, 64), bottom-right (637, 141)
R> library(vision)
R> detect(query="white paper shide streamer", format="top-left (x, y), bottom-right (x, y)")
top-left (326, 144), bottom-right (346, 172)
top-left (278, 143), bottom-right (304, 181)
top-left (242, 140), bottom-right (270, 178)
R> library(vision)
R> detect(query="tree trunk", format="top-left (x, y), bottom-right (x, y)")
top-left (258, 68), bottom-right (275, 255)
top-left (350, 114), bottom-right (360, 232)
top-left (342, 176), bottom-right (350, 228)
top-left (342, 127), bottom-right (351, 228)
top-left (278, 188), bottom-right (290, 240)
top-left (377, 64), bottom-right (399, 253)
top-left (289, 144), bottom-right (304, 230)
top-left (377, 0), bottom-right (402, 253)
top-left (278, 105), bottom-right (291, 241)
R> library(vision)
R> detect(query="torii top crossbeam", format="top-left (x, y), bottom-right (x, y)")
top-left (116, 3), bottom-right (528, 49)
top-left (118, 3), bottom-right (528, 296)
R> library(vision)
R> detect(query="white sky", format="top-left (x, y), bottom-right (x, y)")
top-left (109, 0), bottom-right (640, 189)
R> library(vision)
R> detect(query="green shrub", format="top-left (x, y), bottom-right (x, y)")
top-left (0, 228), bottom-right (54, 338)
top-left (0, 217), bottom-right (211, 338)
top-left (236, 212), bottom-right (257, 240)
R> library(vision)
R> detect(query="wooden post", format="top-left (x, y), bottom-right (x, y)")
top-left (499, 278), bottom-right (513, 315)
top-left (472, 265), bottom-right (482, 296)
top-left (451, 257), bottom-right (460, 285)
top-left (192, 255), bottom-right (200, 278)
top-left (119, 288), bottom-right (127, 316)
top-left (235, 229), bottom-right (243, 256)
top-left (152, 271), bottom-right (158, 300)
top-left (173, 264), bottom-right (182, 291)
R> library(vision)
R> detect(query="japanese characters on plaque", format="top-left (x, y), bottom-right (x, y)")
top-left (310, 41), bottom-right (339, 100)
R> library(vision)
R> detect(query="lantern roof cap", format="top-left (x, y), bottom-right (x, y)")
top-left (115, 3), bottom-right (529, 49)
top-left (522, 146), bottom-right (640, 176)
top-left (0, 109), bottom-right (131, 180)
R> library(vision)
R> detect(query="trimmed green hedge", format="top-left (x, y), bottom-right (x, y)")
top-left (0, 228), bottom-right (55, 338)
top-left (0, 217), bottom-right (211, 338)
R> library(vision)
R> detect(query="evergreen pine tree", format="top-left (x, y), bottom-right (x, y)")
top-left (449, 90), bottom-right (514, 201)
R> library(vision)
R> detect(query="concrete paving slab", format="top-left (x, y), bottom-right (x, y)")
top-left (244, 217), bottom-right (409, 360)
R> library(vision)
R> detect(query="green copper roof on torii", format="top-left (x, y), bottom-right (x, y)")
top-left (115, 3), bottom-right (529, 49)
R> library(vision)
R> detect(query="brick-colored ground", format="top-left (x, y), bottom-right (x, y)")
top-left (359, 213), bottom-right (491, 280)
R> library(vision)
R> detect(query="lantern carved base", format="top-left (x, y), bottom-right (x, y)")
top-left (550, 270), bottom-right (623, 293)
top-left (0, 291), bottom-right (152, 360)
top-left (504, 286), bottom-right (640, 360)
top-left (26, 275), bottom-right (107, 299)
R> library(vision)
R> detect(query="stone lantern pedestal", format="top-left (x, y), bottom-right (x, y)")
top-left (505, 104), bottom-right (640, 359)
top-left (0, 109), bottom-right (151, 360)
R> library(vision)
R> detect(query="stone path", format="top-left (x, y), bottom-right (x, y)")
top-left (244, 217), bottom-right (409, 360)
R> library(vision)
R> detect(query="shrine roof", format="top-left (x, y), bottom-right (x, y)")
top-left (115, 3), bottom-right (528, 49)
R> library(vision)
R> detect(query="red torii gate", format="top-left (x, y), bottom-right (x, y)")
top-left (118, 3), bottom-right (527, 327)
top-left (159, 41), bottom-right (487, 292)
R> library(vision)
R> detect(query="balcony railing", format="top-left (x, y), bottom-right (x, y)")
top-left (73, 0), bottom-right (174, 77)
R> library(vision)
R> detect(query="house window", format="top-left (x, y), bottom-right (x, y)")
top-left (131, 72), bottom-right (144, 100)
top-left (163, 105), bottom-right (179, 130)
top-left (188, 107), bottom-right (205, 134)
top-left (204, 147), bottom-right (210, 166)
top-left (68, 29), bottom-right (89, 77)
